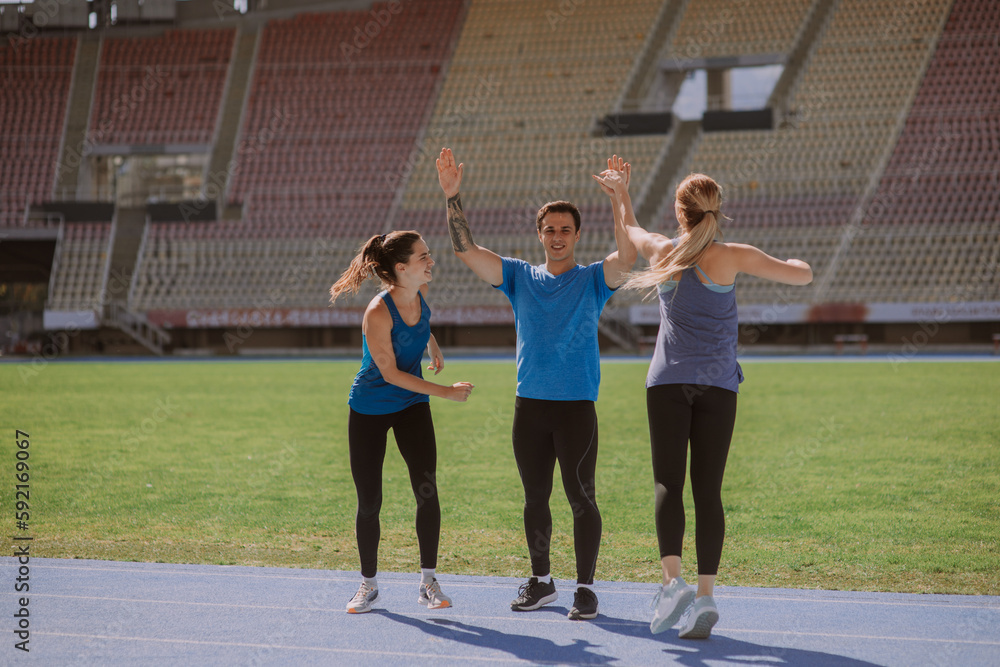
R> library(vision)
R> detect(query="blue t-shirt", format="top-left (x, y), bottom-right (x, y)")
top-left (348, 290), bottom-right (431, 415)
top-left (494, 257), bottom-right (615, 401)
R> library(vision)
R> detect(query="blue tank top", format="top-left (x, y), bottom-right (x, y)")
top-left (646, 257), bottom-right (744, 393)
top-left (348, 290), bottom-right (431, 415)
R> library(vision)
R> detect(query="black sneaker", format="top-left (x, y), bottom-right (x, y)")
top-left (568, 586), bottom-right (599, 620)
top-left (510, 577), bottom-right (558, 611)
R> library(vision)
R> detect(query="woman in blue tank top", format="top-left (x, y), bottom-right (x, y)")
top-left (329, 230), bottom-right (475, 615)
top-left (603, 170), bottom-right (813, 638)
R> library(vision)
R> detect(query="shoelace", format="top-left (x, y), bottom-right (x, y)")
top-left (650, 587), bottom-right (663, 611)
top-left (650, 582), bottom-right (686, 611)
top-left (352, 582), bottom-right (374, 602)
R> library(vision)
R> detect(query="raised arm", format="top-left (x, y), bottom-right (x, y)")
top-left (436, 148), bottom-right (504, 286)
top-left (727, 243), bottom-right (813, 285)
top-left (593, 156), bottom-right (637, 287)
top-left (594, 160), bottom-right (673, 267)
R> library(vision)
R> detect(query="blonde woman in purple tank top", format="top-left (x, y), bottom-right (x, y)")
top-left (596, 170), bottom-right (812, 638)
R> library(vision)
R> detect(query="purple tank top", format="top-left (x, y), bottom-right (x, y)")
top-left (646, 265), bottom-right (744, 393)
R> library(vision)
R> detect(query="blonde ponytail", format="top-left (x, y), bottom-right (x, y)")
top-left (623, 174), bottom-right (730, 293)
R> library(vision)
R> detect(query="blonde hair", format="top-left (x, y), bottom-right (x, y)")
top-left (624, 173), bottom-right (730, 292)
top-left (329, 230), bottom-right (422, 303)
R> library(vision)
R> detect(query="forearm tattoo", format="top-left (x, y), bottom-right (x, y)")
top-left (447, 194), bottom-right (474, 253)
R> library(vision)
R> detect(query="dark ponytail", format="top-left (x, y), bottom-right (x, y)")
top-left (329, 231), bottom-right (422, 303)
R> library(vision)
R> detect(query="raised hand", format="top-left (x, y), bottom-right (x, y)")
top-left (592, 154), bottom-right (630, 196)
top-left (436, 147), bottom-right (464, 198)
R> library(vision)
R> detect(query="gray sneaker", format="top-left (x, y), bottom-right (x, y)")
top-left (418, 578), bottom-right (452, 609)
top-left (346, 581), bottom-right (378, 614)
top-left (650, 577), bottom-right (695, 634)
top-left (678, 595), bottom-right (718, 639)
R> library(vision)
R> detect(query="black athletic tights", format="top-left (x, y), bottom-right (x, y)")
top-left (512, 396), bottom-right (602, 586)
top-left (647, 383), bottom-right (737, 576)
top-left (348, 402), bottom-right (439, 579)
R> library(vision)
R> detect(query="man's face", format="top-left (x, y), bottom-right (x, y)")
top-left (537, 211), bottom-right (579, 262)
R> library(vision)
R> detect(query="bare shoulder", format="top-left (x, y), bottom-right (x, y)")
top-left (697, 241), bottom-right (739, 284)
top-left (714, 241), bottom-right (760, 265)
top-left (363, 295), bottom-right (391, 330)
top-left (644, 232), bottom-right (677, 266)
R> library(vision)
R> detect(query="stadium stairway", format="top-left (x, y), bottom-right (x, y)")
top-left (617, 0), bottom-right (690, 112)
top-left (54, 35), bottom-right (101, 199)
top-left (635, 118), bottom-right (702, 230)
top-left (767, 0), bottom-right (839, 119)
top-left (209, 23), bottom-right (261, 221)
top-left (105, 207), bottom-right (170, 354)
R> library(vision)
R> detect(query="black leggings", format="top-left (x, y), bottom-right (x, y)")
top-left (647, 383), bottom-right (737, 576)
top-left (512, 396), bottom-right (602, 585)
top-left (348, 402), bottom-right (440, 579)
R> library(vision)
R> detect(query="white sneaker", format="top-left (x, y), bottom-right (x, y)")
top-left (418, 578), bottom-right (452, 609)
top-left (649, 577), bottom-right (695, 634)
top-left (678, 595), bottom-right (718, 639)
top-left (346, 581), bottom-right (378, 614)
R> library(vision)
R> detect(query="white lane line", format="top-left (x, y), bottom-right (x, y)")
top-left (710, 593), bottom-right (1000, 611)
top-left (27, 593), bottom-right (334, 613)
top-left (34, 633), bottom-right (519, 663)
top-left (720, 628), bottom-right (1000, 647)
top-left (26, 595), bottom-right (643, 626)
top-left (24, 596), bottom-right (1000, 645)
top-left (13, 562), bottom-right (999, 611)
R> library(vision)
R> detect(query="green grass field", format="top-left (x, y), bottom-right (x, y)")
top-left (2, 359), bottom-right (998, 595)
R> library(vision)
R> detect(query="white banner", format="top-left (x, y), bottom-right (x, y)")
top-left (629, 302), bottom-right (1000, 325)
top-left (43, 310), bottom-right (99, 331)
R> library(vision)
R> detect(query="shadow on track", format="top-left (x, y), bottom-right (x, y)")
top-left (380, 610), bottom-right (616, 665)
top-left (593, 613), bottom-right (882, 667)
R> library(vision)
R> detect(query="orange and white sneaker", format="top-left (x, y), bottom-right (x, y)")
top-left (346, 581), bottom-right (378, 614)
top-left (418, 578), bottom-right (452, 609)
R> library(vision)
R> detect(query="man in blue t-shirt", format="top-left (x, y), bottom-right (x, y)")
top-left (436, 148), bottom-right (637, 620)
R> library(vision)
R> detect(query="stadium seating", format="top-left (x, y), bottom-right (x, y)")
top-left (131, 1), bottom-right (465, 311)
top-left (13, 0), bottom-right (1000, 326)
top-left (835, 0), bottom-right (1000, 303)
top-left (0, 36), bottom-right (76, 227)
top-left (225, 0), bottom-right (463, 236)
top-left (46, 222), bottom-right (112, 310)
top-left (670, 0), bottom-right (813, 59)
top-left (90, 28), bottom-right (235, 145)
top-left (684, 0), bottom-right (957, 307)
top-left (399, 0), bottom-right (667, 230)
